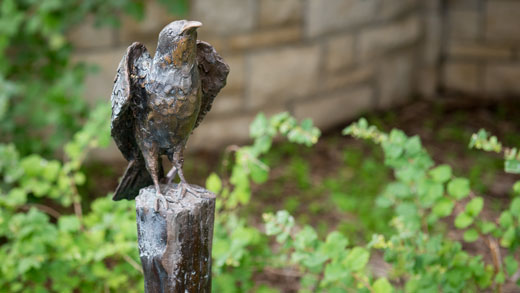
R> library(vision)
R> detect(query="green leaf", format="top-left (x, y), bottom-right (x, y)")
top-left (505, 159), bottom-right (520, 174)
top-left (5, 188), bottom-right (27, 207)
top-left (513, 181), bottom-right (520, 194)
top-left (465, 197), bottom-right (484, 217)
top-left (250, 113), bottom-right (269, 138)
top-left (253, 135), bottom-right (272, 155)
top-left (249, 161), bottom-right (269, 184)
top-left (344, 247), bottom-right (370, 272)
top-left (510, 197), bottom-right (520, 216)
top-left (505, 256), bottom-right (518, 276)
top-left (463, 229), bottom-right (479, 242)
top-left (231, 187), bottom-right (250, 205)
top-left (495, 271), bottom-right (505, 284)
top-left (320, 232), bottom-right (349, 259)
top-left (294, 226), bottom-right (318, 251)
top-left (429, 165), bottom-right (452, 183)
top-left (58, 215), bottom-right (81, 232)
top-left (404, 136), bottom-right (422, 155)
top-left (432, 198), bottom-right (455, 217)
top-left (323, 262), bottom-right (349, 285)
top-left (447, 178), bottom-right (470, 199)
top-left (74, 172), bottom-right (86, 185)
top-left (480, 221), bottom-right (496, 234)
top-left (455, 212), bottom-right (473, 229)
top-left (42, 160), bottom-right (61, 181)
top-left (499, 211), bottom-right (514, 228)
top-left (206, 173), bottom-right (222, 194)
top-left (500, 226), bottom-right (515, 248)
top-left (373, 278), bottom-right (393, 293)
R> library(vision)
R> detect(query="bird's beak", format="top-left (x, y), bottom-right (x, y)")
top-left (182, 21), bottom-right (202, 33)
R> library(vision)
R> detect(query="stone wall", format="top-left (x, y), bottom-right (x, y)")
top-left (440, 0), bottom-right (520, 97)
top-left (73, 0), bottom-right (424, 158)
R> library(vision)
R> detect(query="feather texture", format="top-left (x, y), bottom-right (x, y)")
top-left (194, 41), bottom-right (230, 129)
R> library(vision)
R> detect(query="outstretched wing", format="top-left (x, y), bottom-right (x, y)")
top-left (111, 42), bottom-right (152, 161)
top-left (193, 41), bottom-right (230, 129)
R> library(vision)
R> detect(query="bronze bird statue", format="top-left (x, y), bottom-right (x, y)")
top-left (110, 20), bottom-right (229, 210)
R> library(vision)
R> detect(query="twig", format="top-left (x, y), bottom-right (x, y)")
top-left (263, 267), bottom-right (302, 278)
top-left (122, 254), bottom-right (143, 274)
top-left (353, 272), bottom-right (373, 292)
top-left (68, 175), bottom-right (84, 229)
top-left (483, 235), bottom-right (503, 293)
top-left (20, 203), bottom-right (61, 219)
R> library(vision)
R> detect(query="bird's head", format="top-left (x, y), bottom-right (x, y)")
top-left (155, 20), bottom-right (202, 69)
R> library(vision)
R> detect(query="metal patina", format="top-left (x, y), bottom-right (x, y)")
top-left (110, 20), bottom-right (229, 210)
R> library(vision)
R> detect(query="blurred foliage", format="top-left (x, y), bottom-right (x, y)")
top-left (2, 0), bottom-right (519, 291)
top-left (2, 108), bottom-right (520, 291)
top-left (0, 0), bottom-right (187, 156)
top-left (0, 111), bottom-right (321, 292)
top-left (342, 118), bottom-right (520, 292)
top-left (0, 104), bottom-right (147, 292)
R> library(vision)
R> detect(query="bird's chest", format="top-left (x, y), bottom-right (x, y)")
top-left (148, 86), bottom-right (200, 118)
top-left (139, 84), bottom-right (201, 148)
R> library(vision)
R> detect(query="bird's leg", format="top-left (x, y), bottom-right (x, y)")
top-left (151, 176), bottom-right (168, 212)
top-left (166, 166), bottom-right (178, 184)
top-left (140, 142), bottom-right (172, 211)
top-left (173, 147), bottom-right (203, 198)
top-left (165, 152), bottom-right (178, 184)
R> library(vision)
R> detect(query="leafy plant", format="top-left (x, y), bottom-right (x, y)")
top-left (208, 112), bottom-right (321, 291)
top-left (0, 0), bottom-right (188, 156)
top-left (343, 118), bottom-right (520, 292)
top-left (0, 103), bottom-right (148, 292)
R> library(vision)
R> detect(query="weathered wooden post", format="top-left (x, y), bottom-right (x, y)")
top-left (135, 185), bottom-right (216, 292)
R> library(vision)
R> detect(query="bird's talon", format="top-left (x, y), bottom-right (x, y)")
top-left (154, 192), bottom-right (168, 212)
top-left (164, 195), bottom-right (176, 203)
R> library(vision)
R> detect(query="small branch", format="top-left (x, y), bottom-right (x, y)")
top-left (352, 272), bottom-right (373, 292)
top-left (122, 254), bottom-right (143, 274)
top-left (20, 204), bottom-right (61, 219)
top-left (483, 235), bottom-right (503, 293)
top-left (263, 267), bottom-right (302, 278)
top-left (68, 175), bottom-right (84, 229)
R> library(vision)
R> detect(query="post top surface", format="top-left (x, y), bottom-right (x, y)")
top-left (136, 184), bottom-right (215, 213)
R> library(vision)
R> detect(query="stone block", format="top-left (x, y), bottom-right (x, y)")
top-left (306, 0), bottom-right (377, 38)
top-left (422, 14), bottom-right (442, 65)
top-left (220, 54), bottom-right (245, 93)
top-left (418, 66), bottom-right (439, 98)
top-left (442, 62), bottom-right (479, 93)
top-left (119, 0), bottom-right (174, 44)
top-left (323, 66), bottom-right (374, 92)
top-left (484, 64), bottom-right (520, 96)
top-left (75, 47), bottom-right (128, 104)
top-left (325, 34), bottom-right (355, 72)
top-left (379, 0), bottom-right (418, 20)
top-left (294, 86), bottom-right (373, 129)
top-left (447, 43), bottom-right (511, 59)
top-left (247, 45), bottom-right (321, 108)
top-left (486, 1), bottom-right (520, 42)
top-left (446, 0), bottom-right (479, 10)
top-left (259, 0), bottom-right (302, 27)
top-left (210, 92), bottom-right (244, 115)
top-left (448, 10), bottom-right (479, 40)
top-left (192, 0), bottom-right (256, 35)
top-left (187, 114), bottom-right (254, 150)
top-left (229, 26), bottom-right (302, 51)
top-left (68, 17), bottom-right (115, 50)
top-left (378, 53), bottom-right (414, 108)
top-left (359, 15), bottom-right (421, 60)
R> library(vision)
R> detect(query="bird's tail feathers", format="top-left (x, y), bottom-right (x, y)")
top-left (113, 159), bottom-right (153, 201)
